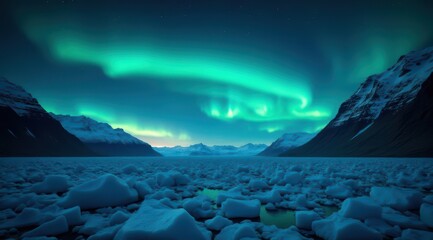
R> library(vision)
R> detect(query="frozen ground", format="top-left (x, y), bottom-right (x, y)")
top-left (0, 156), bottom-right (432, 240)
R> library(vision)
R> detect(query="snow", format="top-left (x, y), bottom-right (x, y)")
top-left (370, 186), bottom-right (423, 211)
top-left (58, 174), bottom-right (138, 210)
top-left (1, 156), bottom-right (432, 239)
top-left (51, 114), bottom-right (143, 144)
top-left (221, 199), bottom-right (261, 218)
top-left (0, 77), bottom-right (46, 116)
top-left (21, 215), bottom-right (68, 238)
top-left (331, 46), bottom-right (433, 134)
top-left (30, 175), bottom-right (69, 194)
top-left (114, 200), bottom-right (210, 240)
top-left (261, 132), bottom-right (316, 155)
top-left (339, 197), bottom-right (382, 220)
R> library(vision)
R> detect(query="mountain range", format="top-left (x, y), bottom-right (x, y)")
top-left (155, 143), bottom-right (267, 156)
top-left (259, 132), bottom-right (315, 156)
top-left (0, 78), bottom-right (159, 157)
top-left (52, 114), bottom-right (161, 156)
top-left (2, 46), bottom-right (432, 157)
top-left (282, 46), bottom-right (433, 157)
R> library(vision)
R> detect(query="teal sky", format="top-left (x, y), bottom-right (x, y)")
top-left (1, 0), bottom-right (432, 146)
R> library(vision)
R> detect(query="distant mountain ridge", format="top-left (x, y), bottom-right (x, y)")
top-left (52, 114), bottom-right (161, 156)
top-left (0, 78), bottom-right (94, 156)
top-left (259, 132), bottom-right (315, 156)
top-left (155, 143), bottom-right (267, 156)
top-left (283, 46), bottom-right (433, 157)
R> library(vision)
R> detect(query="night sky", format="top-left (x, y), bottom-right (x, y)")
top-left (1, 0), bottom-right (433, 146)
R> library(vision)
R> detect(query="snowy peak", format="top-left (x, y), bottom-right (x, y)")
top-left (332, 47), bottom-right (433, 127)
top-left (0, 77), bottom-right (46, 116)
top-left (154, 143), bottom-right (267, 156)
top-left (51, 114), bottom-right (144, 145)
top-left (259, 132), bottom-right (315, 156)
top-left (283, 46), bottom-right (433, 157)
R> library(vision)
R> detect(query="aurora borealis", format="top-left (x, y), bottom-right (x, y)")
top-left (1, 1), bottom-right (433, 146)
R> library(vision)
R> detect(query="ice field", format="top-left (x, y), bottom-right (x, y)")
top-left (0, 156), bottom-right (432, 239)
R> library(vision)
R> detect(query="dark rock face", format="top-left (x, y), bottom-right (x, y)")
top-left (282, 47), bottom-right (433, 157)
top-left (0, 106), bottom-right (94, 156)
top-left (85, 142), bottom-right (161, 156)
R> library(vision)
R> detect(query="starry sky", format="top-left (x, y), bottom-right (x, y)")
top-left (1, 0), bottom-right (433, 146)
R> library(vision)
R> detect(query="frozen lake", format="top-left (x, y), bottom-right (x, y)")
top-left (0, 156), bottom-right (432, 239)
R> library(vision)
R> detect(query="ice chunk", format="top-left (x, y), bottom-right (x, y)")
top-left (22, 215), bottom-right (68, 238)
top-left (58, 206), bottom-right (82, 226)
top-left (58, 174), bottom-right (138, 210)
top-left (365, 218), bottom-right (401, 238)
top-left (88, 225), bottom-right (122, 240)
top-left (156, 171), bottom-right (190, 187)
top-left (30, 175), bottom-right (69, 194)
top-left (424, 195), bottom-right (433, 204)
top-left (79, 215), bottom-right (107, 235)
top-left (282, 171), bottom-right (302, 185)
top-left (147, 188), bottom-right (179, 200)
top-left (325, 184), bottom-right (352, 199)
top-left (295, 211), bottom-right (321, 230)
top-left (215, 223), bottom-right (258, 240)
top-left (255, 189), bottom-right (282, 204)
top-left (121, 165), bottom-right (138, 174)
top-left (339, 197), bottom-right (382, 220)
top-left (221, 199), bottom-right (261, 218)
top-left (205, 215), bottom-right (233, 231)
top-left (267, 226), bottom-right (309, 240)
top-left (248, 179), bottom-right (269, 190)
top-left (0, 207), bottom-right (42, 228)
top-left (114, 200), bottom-right (210, 240)
top-left (216, 187), bottom-right (245, 204)
top-left (370, 187), bottom-right (423, 211)
top-left (312, 214), bottom-right (382, 240)
top-left (396, 229), bottom-right (433, 240)
top-left (381, 207), bottom-right (427, 230)
top-left (134, 181), bottom-right (153, 198)
top-left (182, 196), bottom-right (214, 219)
top-left (109, 211), bottom-right (130, 226)
top-left (420, 203), bottom-right (433, 228)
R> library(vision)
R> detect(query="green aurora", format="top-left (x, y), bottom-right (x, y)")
top-left (1, 0), bottom-right (432, 146)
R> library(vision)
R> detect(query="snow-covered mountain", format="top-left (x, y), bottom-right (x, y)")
top-left (52, 114), bottom-right (161, 156)
top-left (0, 78), bottom-right (94, 156)
top-left (259, 132), bottom-right (315, 156)
top-left (0, 78), bottom-right (46, 116)
top-left (283, 46), bottom-right (433, 157)
top-left (154, 143), bottom-right (267, 156)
